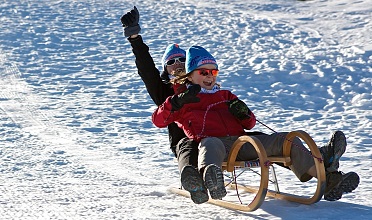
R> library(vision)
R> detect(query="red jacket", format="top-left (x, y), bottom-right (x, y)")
top-left (152, 90), bottom-right (256, 142)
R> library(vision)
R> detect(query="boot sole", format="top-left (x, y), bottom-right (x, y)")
top-left (181, 166), bottom-right (209, 204)
top-left (340, 172), bottom-right (359, 193)
top-left (324, 172), bottom-right (343, 201)
top-left (204, 164), bottom-right (227, 200)
top-left (328, 131), bottom-right (347, 172)
top-left (324, 185), bottom-right (343, 201)
top-left (324, 172), bottom-right (360, 201)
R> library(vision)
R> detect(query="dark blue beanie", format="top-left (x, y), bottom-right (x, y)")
top-left (161, 44), bottom-right (186, 69)
top-left (186, 46), bottom-right (218, 74)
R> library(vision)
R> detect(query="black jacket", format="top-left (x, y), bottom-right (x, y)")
top-left (128, 35), bottom-right (187, 155)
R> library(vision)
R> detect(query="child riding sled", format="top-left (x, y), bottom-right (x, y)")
top-left (152, 45), bottom-right (359, 204)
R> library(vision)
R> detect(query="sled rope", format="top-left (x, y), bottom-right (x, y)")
top-left (231, 161), bottom-right (272, 205)
top-left (197, 100), bottom-right (323, 162)
top-left (256, 119), bottom-right (323, 163)
top-left (233, 167), bottom-right (244, 204)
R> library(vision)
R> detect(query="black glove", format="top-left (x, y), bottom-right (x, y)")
top-left (120, 6), bottom-right (141, 37)
top-left (170, 84), bottom-right (201, 111)
top-left (227, 98), bottom-right (252, 120)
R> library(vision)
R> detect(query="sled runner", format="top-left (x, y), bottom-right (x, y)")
top-left (169, 130), bottom-right (326, 212)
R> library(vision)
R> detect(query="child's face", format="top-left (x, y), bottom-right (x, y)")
top-left (187, 64), bottom-right (218, 90)
top-left (166, 57), bottom-right (186, 76)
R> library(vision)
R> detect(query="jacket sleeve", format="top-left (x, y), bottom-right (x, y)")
top-left (152, 96), bottom-right (180, 128)
top-left (128, 35), bottom-right (175, 106)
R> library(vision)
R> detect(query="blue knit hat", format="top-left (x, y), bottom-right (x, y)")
top-left (161, 44), bottom-right (186, 68)
top-left (186, 46), bottom-right (218, 74)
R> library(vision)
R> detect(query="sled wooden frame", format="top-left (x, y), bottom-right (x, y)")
top-left (169, 130), bottom-right (326, 212)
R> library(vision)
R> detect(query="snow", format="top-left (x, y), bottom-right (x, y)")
top-left (0, 0), bottom-right (371, 219)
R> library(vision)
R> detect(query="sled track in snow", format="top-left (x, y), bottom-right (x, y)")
top-left (0, 51), bottom-right (150, 218)
top-left (0, 54), bottom-right (54, 130)
top-left (0, 49), bottom-right (141, 171)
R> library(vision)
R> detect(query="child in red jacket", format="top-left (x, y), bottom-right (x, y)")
top-left (152, 45), bottom-right (359, 204)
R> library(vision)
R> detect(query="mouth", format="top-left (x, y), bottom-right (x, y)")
top-left (203, 80), bottom-right (213, 87)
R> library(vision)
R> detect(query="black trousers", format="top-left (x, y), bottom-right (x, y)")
top-left (175, 137), bottom-right (199, 172)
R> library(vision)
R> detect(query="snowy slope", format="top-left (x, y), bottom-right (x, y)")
top-left (0, 0), bottom-right (371, 219)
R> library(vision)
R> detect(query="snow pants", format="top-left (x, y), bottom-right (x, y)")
top-left (198, 132), bottom-right (315, 182)
top-left (175, 137), bottom-right (199, 172)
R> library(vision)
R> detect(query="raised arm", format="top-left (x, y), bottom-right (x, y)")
top-left (121, 6), bottom-right (174, 106)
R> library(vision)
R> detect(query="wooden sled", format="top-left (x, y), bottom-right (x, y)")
top-left (169, 130), bottom-right (326, 212)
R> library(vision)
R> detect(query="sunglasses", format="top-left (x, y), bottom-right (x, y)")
top-left (166, 57), bottom-right (186, 66)
top-left (194, 68), bottom-right (219, 77)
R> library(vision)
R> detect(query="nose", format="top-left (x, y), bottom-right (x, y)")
top-left (174, 62), bottom-right (184, 67)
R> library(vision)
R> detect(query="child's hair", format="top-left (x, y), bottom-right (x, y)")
top-left (170, 70), bottom-right (190, 85)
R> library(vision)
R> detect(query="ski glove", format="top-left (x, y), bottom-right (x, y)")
top-left (228, 98), bottom-right (252, 120)
top-left (120, 6), bottom-right (141, 37)
top-left (170, 84), bottom-right (201, 111)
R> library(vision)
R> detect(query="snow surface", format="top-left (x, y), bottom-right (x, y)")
top-left (0, 0), bottom-right (371, 219)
